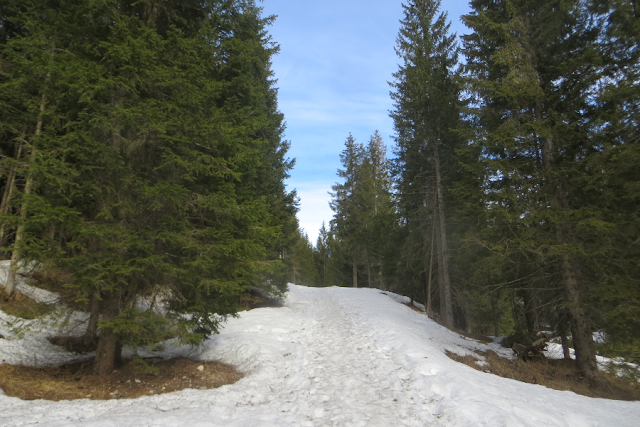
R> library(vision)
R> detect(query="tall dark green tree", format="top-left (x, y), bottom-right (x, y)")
top-left (329, 132), bottom-right (396, 289)
top-left (462, 0), bottom-right (612, 382)
top-left (0, 0), bottom-right (296, 375)
top-left (330, 134), bottom-right (365, 288)
top-left (390, 0), bottom-right (463, 327)
top-left (581, 0), bottom-right (640, 362)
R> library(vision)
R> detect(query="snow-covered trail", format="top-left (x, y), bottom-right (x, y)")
top-left (257, 288), bottom-right (451, 426)
top-left (2, 285), bottom-right (640, 427)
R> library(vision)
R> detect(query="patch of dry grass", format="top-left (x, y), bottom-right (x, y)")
top-left (0, 288), bottom-right (53, 319)
top-left (239, 289), bottom-right (283, 311)
top-left (446, 350), bottom-right (640, 401)
top-left (0, 357), bottom-right (243, 401)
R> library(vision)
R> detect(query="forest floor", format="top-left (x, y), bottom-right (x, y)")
top-left (1, 273), bottom-right (640, 426)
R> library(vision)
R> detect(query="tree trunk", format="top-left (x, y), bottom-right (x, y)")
top-left (367, 261), bottom-right (372, 288)
top-left (93, 297), bottom-right (120, 375)
top-left (84, 292), bottom-right (100, 341)
top-left (0, 144), bottom-right (23, 248)
top-left (520, 288), bottom-right (538, 333)
top-left (352, 259), bottom-right (358, 288)
top-left (538, 118), bottom-right (598, 382)
top-left (433, 143), bottom-right (453, 327)
top-left (561, 329), bottom-right (572, 360)
top-left (490, 291), bottom-right (500, 337)
top-left (5, 89), bottom-right (46, 297)
top-left (561, 253), bottom-right (598, 383)
top-left (425, 215), bottom-right (435, 317)
top-left (94, 328), bottom-right (118, 376)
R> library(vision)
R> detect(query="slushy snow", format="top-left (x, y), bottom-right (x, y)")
top-left (2, 284), bottom-right (639, 427)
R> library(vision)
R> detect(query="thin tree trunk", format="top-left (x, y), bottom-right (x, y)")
top-left (5, 89), bottom-right (46, 298)
top-left (437, 222), bottom-right (445, 318)
top-left (560, 327), bottom-right (572, 360)
top-left (490, 292), bottom-right (500, 337)
top-left (433, 143), bottom-right (453, 327)
top-left (352, 259), bottom-right (358, 288)
top-left (520, 288), bottom-right (538, 333)
top-left (367, 261), bottom-right (372, 288)
top-left (425, 215), bottom-right (436, 317)
top-left (84, 292), bottom-right (100, 342)
top-left (0, 144), bottom-right (23, 248)
top-left (537, 112), bottom-right (598, 382)
top-left (561, 253), bottom-right (598, 383)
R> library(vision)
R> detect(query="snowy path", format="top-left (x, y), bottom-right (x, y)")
top-left (2, 285), bottom-right (640, 427)
top-left (258, 289), bottom-right (450, 426)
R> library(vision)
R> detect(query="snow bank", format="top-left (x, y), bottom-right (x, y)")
top-left (1, 284), bottom-right (639, 426)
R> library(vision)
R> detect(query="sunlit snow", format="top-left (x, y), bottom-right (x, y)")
top-left (2, 278), bottom-right (639, 426)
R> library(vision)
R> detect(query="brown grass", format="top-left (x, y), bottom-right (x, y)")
top-left (239, 289), bottom-right (283, 311)
top-left (446, 350), bottom-right (640, 401)
top-left (0, 357), bottom-right (243, 401)
top-left (0, 288), bottom-right (53, 319)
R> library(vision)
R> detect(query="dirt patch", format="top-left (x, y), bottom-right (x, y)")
top-left (0, 288), bottom-right (53, 319)
top-left (239, 289), bottom-right (283, 311)
top-left (446, 350), bottom-right (640, 401)
top-left (0, 357), bottom-right (242, 401)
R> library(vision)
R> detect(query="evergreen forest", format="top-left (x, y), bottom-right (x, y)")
top-left (0, 0), bottom-right (298, 375)
top-left (1, 0), bottom-right (638, 390)
top-left (290, 0), bottom-right (640, 385)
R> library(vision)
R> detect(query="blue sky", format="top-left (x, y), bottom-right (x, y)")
top-left (260, 0), bottom-right (472, 243)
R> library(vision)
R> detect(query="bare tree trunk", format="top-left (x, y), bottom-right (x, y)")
top-left (537, 121), bottom-right (599, 384)
top-left (560, 328), bottom-right (572, 360)
top-left (93, 297), bottom-right (120, 375)
top-left (536, 110), bottom-right (598, 381)
top-left (84, 292), bottom-right (100, 342)
top-left (520, 288), bottom-right (538, 334)
top-left (367, 261), bottom-right (372, 288)
top-left (561, 253), bottom-right (598, 383)
top-left (425, 216), bottom-right (435, 317)
top-left (0, 144), bottom-right (23, 248)
top-left (490, 291), bottom-right (500, 337)
top-left (5, 89), bottom-right (46, 298)
top-left (352, 259), bottom-right (358, 288)
top-left (433, 143), bottom-right (453, 327)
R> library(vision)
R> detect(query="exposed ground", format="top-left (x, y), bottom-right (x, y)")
top-left (0, 357), bottom-right (242, 401)
top-left (0, 287), bottom-right (53, 320)
top-left (446, 350), bottom-right (640, 401)
top-left (0, 283), bottom-right (275, 402)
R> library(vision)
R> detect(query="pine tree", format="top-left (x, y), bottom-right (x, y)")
top-left (0, 0), bottom-right (296, 375)
top-left (390, 0), bottom-right (462, 327)
top-left (359, 131), bottom-right (397, 289)
top-left (330, 134), bottom-right (365, 288)
top-left (462, 0), bottom-right (608, 382)
top-left (315, 222), bottom-right (330, 286)
top-left (580, 0), bottom-right (640, 362)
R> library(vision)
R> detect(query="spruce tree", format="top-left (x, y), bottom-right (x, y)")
top-left (330, 134), bottom-right (365, 288)
top-left (0, 0), bottom-right (296, 375)
top-left (390, 0), bottom-right (462, 327)
top-left (462, 0), bottom-right (608, 382)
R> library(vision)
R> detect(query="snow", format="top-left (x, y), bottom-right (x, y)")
top-left (2, 284), bottom-right (640, 427)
